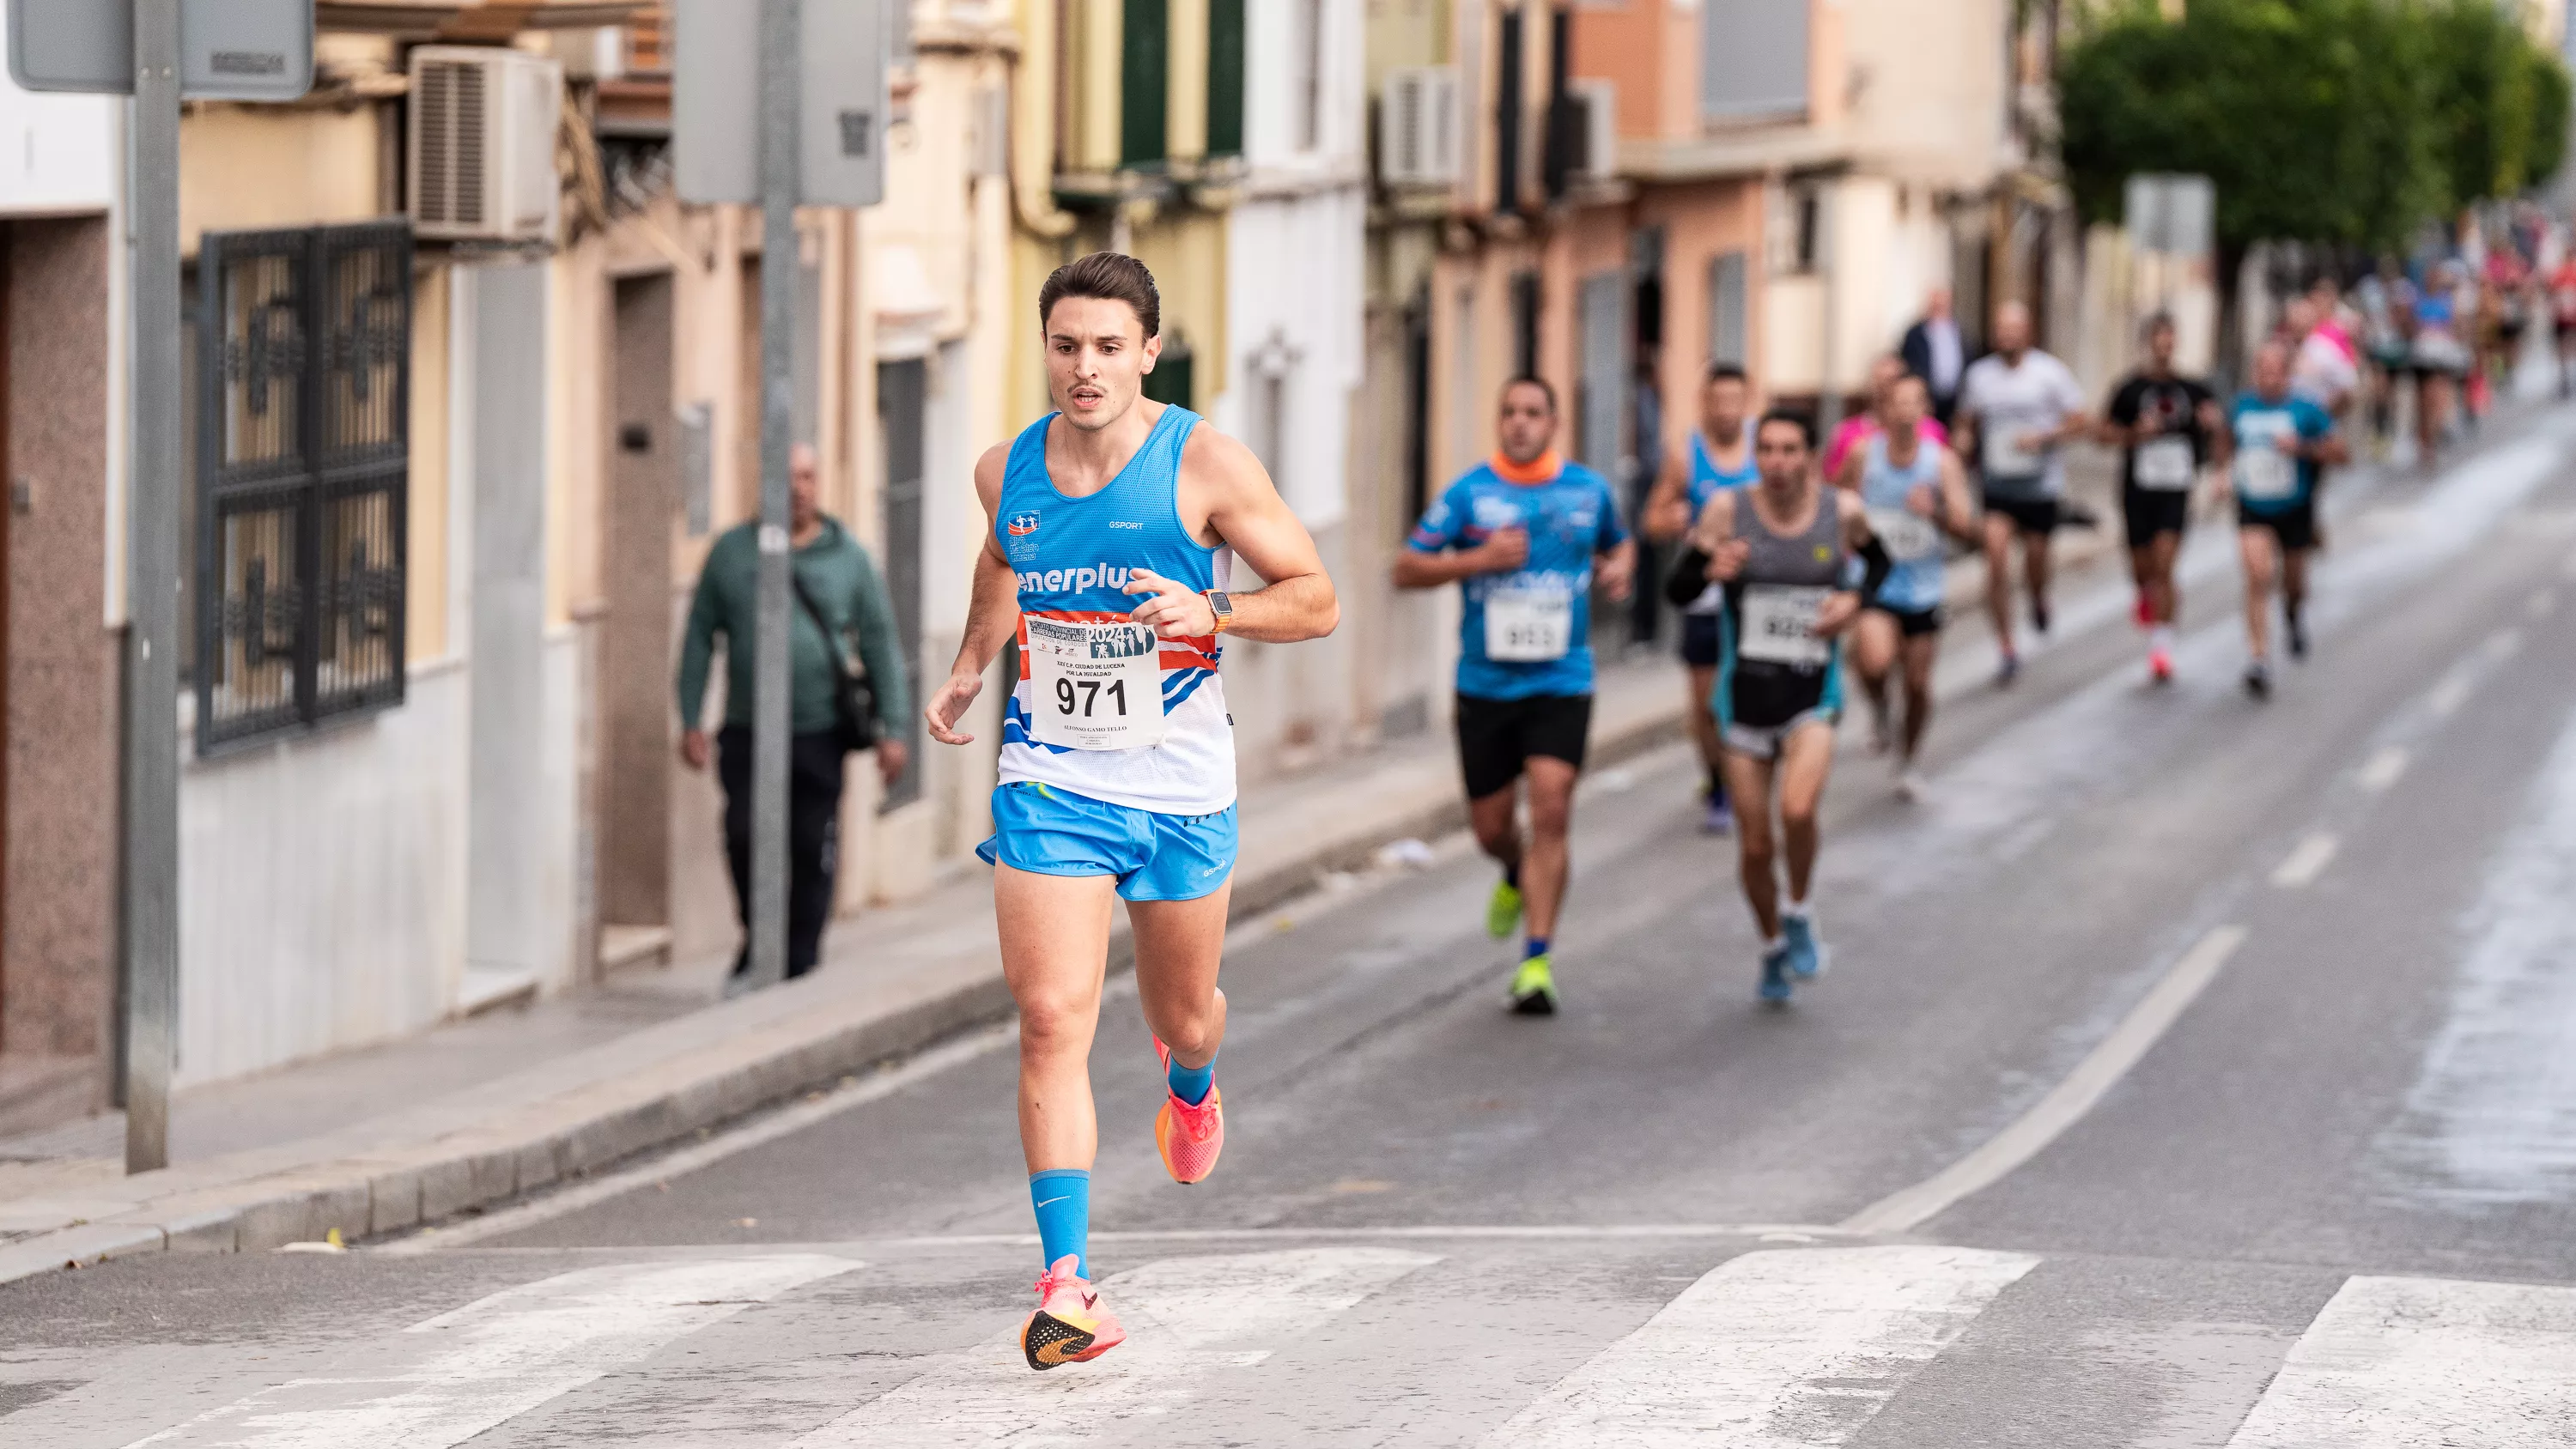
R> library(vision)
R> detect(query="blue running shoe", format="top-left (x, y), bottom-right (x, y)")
top-left (1781, 912), bottom-right (1828, 980)
top-left (1759, 943), bottom-right (1795, 1004)
top-left (1700, 795), bottom-right (1734, 835)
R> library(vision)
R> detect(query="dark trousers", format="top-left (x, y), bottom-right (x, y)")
top-left (717, 725), bottom-right (847, 979)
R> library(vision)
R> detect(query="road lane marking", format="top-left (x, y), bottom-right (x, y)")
top-left (2226, 1276), bottom-right (2576, 1446)
top-left (788, 1247), bottom-right (1433, 1446)
top-left (1840, 926), bottom-right (2248, 1235)
top-left (2269, 833), bottom-right (2339, 889)
top-left (2357, 746), bottom-right (2410, 793)
top-left (2427, 672), bottom-right (2476, 718)
top-left (118, 1256), bottom-right (860, 1448)
top-left (379, 1023), bottom-right (1018, 1254)
top-left (1483, 1246), bottom-right (2037, 1447)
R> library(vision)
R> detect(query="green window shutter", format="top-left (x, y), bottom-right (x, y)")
top-left (1145, 338), bottom-right (1194, 408)
top-left (1206, 0), bottom-right (1244, 158)
top-left (1122, 0), bottom-right (1169, 167)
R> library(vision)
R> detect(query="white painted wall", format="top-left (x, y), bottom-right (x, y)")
top-left (0, 3), bottom-right (117, 217)
top-left (175, 665), bottom-right (471, 1087)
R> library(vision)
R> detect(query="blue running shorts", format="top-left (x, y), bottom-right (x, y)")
top-left (976, 782), bottom-right (1238, 902)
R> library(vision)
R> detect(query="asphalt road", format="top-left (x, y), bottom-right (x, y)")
top-left (10, 409), bottom-right (2576, 1446)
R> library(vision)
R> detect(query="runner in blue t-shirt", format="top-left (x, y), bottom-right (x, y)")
top-left (1395, 377), bottom-right (1634, 1015)
top-left (2214, 340), bottom-right (2346, 698)
top-left (1642, 363), bottom-right (1759, 834)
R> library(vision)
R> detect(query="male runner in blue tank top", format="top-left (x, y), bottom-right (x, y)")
top-left (1642, 363), bottom-right (1759, 834)
top-left (1833, 373), bottom-right (1974, 799)
top-left (1395, 377), bottom-right (1634, 1016)
top-left (922, 253), bottom-right (1339, 1371)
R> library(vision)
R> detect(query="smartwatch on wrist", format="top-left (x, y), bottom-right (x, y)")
top-left (1205, 590), bottom-right (1235, 634)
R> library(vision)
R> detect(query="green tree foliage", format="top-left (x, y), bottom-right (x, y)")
top-left (2059, 0), bottom-right (2571, 256)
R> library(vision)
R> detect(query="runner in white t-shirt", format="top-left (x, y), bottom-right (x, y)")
top-left (1953, 301), bottom-right (2088, 685)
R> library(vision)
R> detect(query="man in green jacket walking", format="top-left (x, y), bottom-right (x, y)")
top-left (677, 445), bottom-right (912, 989)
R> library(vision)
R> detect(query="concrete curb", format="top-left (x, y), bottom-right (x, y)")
top-left (0, 688), bottom-right (1687, 1289)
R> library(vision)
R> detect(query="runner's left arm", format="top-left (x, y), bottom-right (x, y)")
top-left (1815, 493), bottom-right (1881, 637)
top-left (1130, 427), bottom-right (1340, 645)
top-left (1935, 448), bottom-right (1979, 544)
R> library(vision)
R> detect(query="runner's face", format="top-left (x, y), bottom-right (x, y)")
top-left (2147, 324), bottom-right (2177, 371)
top-left (1868, 358), bottom-right (1904, 410)
top-left (1044, 297), bottom-right (1162, 433)
top-left (1993, 306), bottom-right (2031, 355)
top-left (1885, 379), bottom-right (1927, 433)
top-left (1497, 384), bottom-right (1558, 464)
top-left (1754, 421), bottom-right (1811, 488)
top-left (2253, 346), bottom-right (2291, 398)
top-left (1704, 379), bottom-right (1749, 437)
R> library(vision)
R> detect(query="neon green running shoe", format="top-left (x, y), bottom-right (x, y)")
top-left (1507, 955), bottom-right (1558, 1016)
top-left (1486, 880), bottom-right (1524, 939)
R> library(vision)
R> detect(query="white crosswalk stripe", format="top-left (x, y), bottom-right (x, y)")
top-left (1480, 1245), bottom-right (2038, 1447)
top-left (786, 1246), bottom-right (1436, 1446)
top-left (2224, 1275), bottom-right (2576, 1447)
top-left (115, 1255), bottom-right (861, 1449)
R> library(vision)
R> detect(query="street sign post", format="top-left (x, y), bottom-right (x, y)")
top-left (121, 0), bottom-right (188, 1174)
top-left (675, 0), bottom-right (886, 209)
top-left (9, 0), bottom-right (313, 100)
top-left (15, 0), bottom-right (315, 1173)
top-left (677, 0), bottom-right (886, 992)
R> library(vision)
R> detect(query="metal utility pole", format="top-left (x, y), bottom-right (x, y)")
top-left (120, 0), bottom-right (182, 1173)
top-left (747, 0), bottom-right (801, 991)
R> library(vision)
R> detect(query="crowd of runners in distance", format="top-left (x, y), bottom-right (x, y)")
top-left (920, 218), bottom-right (2556, 1370)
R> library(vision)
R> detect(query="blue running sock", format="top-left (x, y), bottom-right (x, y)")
top-left (1524, 936), bottom-right (1551, 961)
top-left (1029, 1170), bottom-right (1091, 1280)
top-left (1166, 1052), bottom-right (1215, 1106)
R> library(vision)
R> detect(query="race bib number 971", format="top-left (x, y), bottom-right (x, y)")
top-left (1025, 617), bottom-right (1166, 751)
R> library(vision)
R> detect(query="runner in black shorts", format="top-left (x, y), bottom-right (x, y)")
top-left (1396, 378), bottom-right (1634, 1014)
top-left (1954, 301), bottom-right (2088, 684)
top-left (2100, 313), bottom-right (2217, 684)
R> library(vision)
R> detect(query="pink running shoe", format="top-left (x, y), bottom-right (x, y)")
top-left (2148, 646), bottom-right (2174, 684)
top-left (1152, 1038), bottom-right (1225, 1185)
top-left (1020, 1255), bottom-right (1125, 1370)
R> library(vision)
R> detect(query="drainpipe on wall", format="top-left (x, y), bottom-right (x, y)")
top-left (1008, 6), bottom-right (1076, 241)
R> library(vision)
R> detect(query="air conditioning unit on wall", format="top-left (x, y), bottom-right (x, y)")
top-left (1574, 80), bottom-right (1617, 179)
top-left (410, 46), bottom-right (565, 244)
top-left (1380, 66), bottom-right (1461, 188)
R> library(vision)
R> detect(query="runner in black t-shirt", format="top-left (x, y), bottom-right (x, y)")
top-left (2099, 314), bottom-right (2219, 685)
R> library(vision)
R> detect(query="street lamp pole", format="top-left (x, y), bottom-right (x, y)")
top-left (748, 0), bottom-right (802, 991)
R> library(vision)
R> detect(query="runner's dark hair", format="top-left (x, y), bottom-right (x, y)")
top-left (2140, 311), bottom-right (2176, 341)
top-left (1039, 252), bottom-right (1162, 337)
top-left (1756, 408), bottom-right (1815, 447)
top-left (1501, 375), bottom-right (1558, 413)
top-left (1706, 361), bottom-right (1750, 387)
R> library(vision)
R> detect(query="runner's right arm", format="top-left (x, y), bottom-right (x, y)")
top-left (1391, 479), bottom-right (1527, 588)
top-left (1642, 449), bottom-right (1695, 542)
top-left (925, 443), bottom-right (1022, 747)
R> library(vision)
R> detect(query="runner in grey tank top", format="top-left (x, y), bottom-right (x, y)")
top-left (1682, 411), bottom-right (1890, 1005)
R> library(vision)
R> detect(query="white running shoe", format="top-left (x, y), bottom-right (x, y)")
top-left (1895, 768), bottom-right (1928, 803)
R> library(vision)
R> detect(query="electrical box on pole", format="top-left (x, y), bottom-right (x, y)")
top-left (9, 0), bottom-right (313, 100)
top-left (675, 0), bottom-right (888, 209)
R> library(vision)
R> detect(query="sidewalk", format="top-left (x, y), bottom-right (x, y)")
top-left (0, 652), bottom-right (1699, 1286)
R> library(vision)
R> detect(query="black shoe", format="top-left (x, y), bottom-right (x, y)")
top-left (2286, 614), bottom-right (2308, 660)
top-left (2031, 602), bottom-right (2052, 636)
top-left (2243, 661), bottom-right (2272, 699)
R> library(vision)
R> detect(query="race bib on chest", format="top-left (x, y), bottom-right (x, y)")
top-left (1867, 507), bottom-right (1943, 563)
top-left (1485, 588), bottom-right (1574, 663)
top-left (2233, 446), bottom-right (2298, 502)
top-left (1983, 426), bottom-right (2043, 480)
top-left (2134, 435), bottom-right (2197, 490)
top-left (1024, 617), bottom-right (1166, 751)
top-left (1739, 585), bottom-right (1832, 669)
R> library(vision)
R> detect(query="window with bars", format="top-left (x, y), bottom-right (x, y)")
top-left (193, 222), bottom-right (412, 754)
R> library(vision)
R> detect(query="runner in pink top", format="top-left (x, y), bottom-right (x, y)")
top-left (1824, 355), bottom-right (1950, 481)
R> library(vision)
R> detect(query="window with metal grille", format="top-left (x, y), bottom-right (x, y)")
top-left (193, 222), bottom-right (411, 754)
